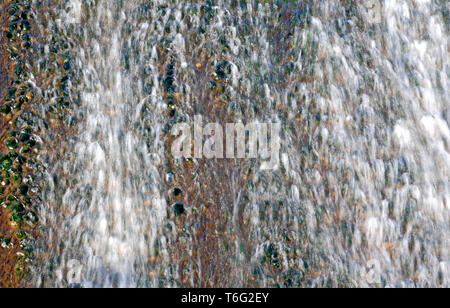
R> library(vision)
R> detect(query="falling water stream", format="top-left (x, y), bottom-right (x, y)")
top-left (32, 0), bottom-right (168, 287)
top-left (26, 0), bottom-right (449, 287)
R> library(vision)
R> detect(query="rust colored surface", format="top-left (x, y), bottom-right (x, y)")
top-left (0, 0), bottom-right (10, 91)
top-left (0, 0), bottom-right (20, 288)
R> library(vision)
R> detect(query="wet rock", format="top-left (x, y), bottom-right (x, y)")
top-left (9, 151), bottom-right (20, 162)
top-left (16, 231), bottom-right (26, 239)
top-left (12, 174), bottom-right (22, 185)
top-left (7, 87), bottom-right (17, 98)
top-left (214, 60), bottom-right (231, 80)
top-left (0, 103), bottom-right (13, 114)
top-left (5, 137), bottom-right (19, 150)
top-left (8, 21), bottom-right (19, 35)
top-left (21, 10), bottom-right (31, 21)
top-left (13, 101), bottom-right (24, 112)
top-left (166, 172), bottom-right (174, 183)
top-left (173, 187), bottom-right (182, 197)
top-left (8, 5), bottom-right (19, 16)
top-left (3, 30), bottom-right (14, 40)
top-left (20, 146), bottom-right (32, 155)
top-left (265, 243), bottom-right (278, 259)
top-left (15, 111), bottom-right (48, 131)
top-left (208, 80), bottom-right (217, 90)
top-left (281, 269), bottom-right (304, 288)
top-left (214, 68), bottom-right (226, 80)
top-left (9, 51), bottom-right (19, 60)
top-left (22, 41), bottom-right (31, 49)
top-left (172, 203), bottom-right (185, 216)
top-left (16, 155), bottom-right (27, 166)
top-left (164, 63), bottom-right (176, 93)
top-left (19, 20), bottom-right (31, 32)
top-left (22, 32), bottom-right (30, 42)
top-left (11, 202), bottom-right (25, 226)
top-left (18, 95), bottom-right (29, 104)
top-left (18, 132), bottom-right (32, 143)
top-left (167, 100), bottom-right (175, 111)
top-left (63, 61), bottom-right (71, 71)
top-left (0, 236), bottom-right (12, 249)
top-left (18, 184), bottom-right (29, 196)
top-left (14, 64), bottom-right (27, 79)
top-left (164, 76), bottom-right (175, 87)
top-left (22, 137), bottom-right (37, 148)
top-left (19, 238), bottom-right (34, 251)
top-left (56, 97), bottom-right (70, 109)
top-left (0, 172), bottom-right (11, 185)
top-left (165, 84), bottom-right (176, 94)
top-left (24, 211), bottom-right (38, 226)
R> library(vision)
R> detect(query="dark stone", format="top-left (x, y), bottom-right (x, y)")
top-left (63, 61), bottom-right (71, 70)
top-left (15, 111), bottom-right (48, 131)
top-left (8, 21), bottom-right (19, 34)
top-left (16, 155), bottom-right (27, 165)
top-left (173, 187), bottom-right (182, 196)
top-left (18, 95), bottom-right (29, 104)
top-left (1, 157), bottom-right (12, 171)
top-left (18, 132), bottom-right (31, 142)
top-left (24, 211), bottom-right (38, 224)
top-left (215, 68), bottom-right (226, 79)
top-left (172, 203), bottom-right (185, 216)
top-left (18, 184), bottom-right (29, 196)
top-left (16, 230), bottom-right (26, 239)
top-left (13, 101), bottom-right (24, 112)
top-left (208, 80), bottom-right (217, 90)
top-left (22, 41), bottom-right (31, 49)
top-left (12, 174), bottom-right (21, 185)
top-left (165, 84), bottom-right (176, 93)
top-left (5, 137), bottom-right (19, 150)
top-left (20, 147), bottom-right (32, 154)
top-left (8, 5), bottom-right (18, 16)
top-left (215, 59), bottom-right (231, 80)
top-left (3, 30), bottom-right (13, 40)
top-left (164, 76), bottom-right (175, 86)
top-left (21, 10), bottom-right (31, 20)
top-left (19, 20), bottom-right (30, 31)
top-left (1, 103), bottom-right (13, 114)
top-left (0, 237), bottom-right (12, 248)
top-left (22, 32), bottom-right (30, 41)
top-left (11, 202), bottom-right (25, 215)
top-left (7, 87), bottom-right (17, 97)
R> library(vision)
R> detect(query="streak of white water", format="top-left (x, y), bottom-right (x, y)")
top-left (33, 0), bottom-right (167, 287)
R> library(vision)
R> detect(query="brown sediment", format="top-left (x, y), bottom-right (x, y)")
top-left (0, 0), bottom-right (11, 90)
top-left (0, 0), bottom-right (20, 288)
top-left (160, 3), bottom-right (316, 287)
top-left (0, 0), bottom-right (45, 288)
top-left (158, 45), bottom-right (255, 287)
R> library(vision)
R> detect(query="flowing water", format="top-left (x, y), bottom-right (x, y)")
top-left (26, 0), bottom-right (449, 287)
